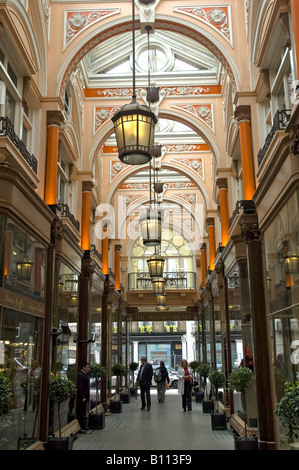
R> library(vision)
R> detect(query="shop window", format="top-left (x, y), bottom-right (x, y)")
top-left (264, 189), bottom-right (299, 395)
top-left (0, 308), bottom-right (43, 450)
top-left (2, 217), bottom-right (46, 303)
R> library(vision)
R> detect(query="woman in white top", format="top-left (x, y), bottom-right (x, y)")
top-left (177, 359), bottom-right (193, 411)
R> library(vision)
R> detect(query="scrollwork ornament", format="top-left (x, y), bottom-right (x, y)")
top-left (240, 223), bottom-right (263, 244)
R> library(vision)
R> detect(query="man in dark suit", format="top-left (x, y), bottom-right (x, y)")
top-left (76, 361), bottom-right (90, 432)
top-left (137, 356), bottom-right (153, 410)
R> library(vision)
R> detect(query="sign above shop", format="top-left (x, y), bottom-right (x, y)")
top-left (0, 288), bottom-right (45, 317)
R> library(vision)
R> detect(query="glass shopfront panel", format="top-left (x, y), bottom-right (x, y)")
top-left (264, 189), bottom-right (299, 448)
top-left (0, 308), bottom-right (43, 450)
top-left (56, 263), bottom-right (78, 379)
top-left (264, 190), bottom-right (299, 391)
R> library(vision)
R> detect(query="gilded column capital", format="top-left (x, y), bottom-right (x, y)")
top-left (234, 105), bottom-right (251, 123)
top-left (82, 180), bottom-right (94, 192)
top-left (50, 217), bottom-right (64, 245)
top-left (206, 217), bottom-right (215, 226)
top-left (239, 216), bottom-right (263, 244)
top-left (216, 178), bottom-right (228, 190)
top-left (47, 110), bottom-right (64, 127)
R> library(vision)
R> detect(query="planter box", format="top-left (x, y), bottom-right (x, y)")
top-left (202, 400), bottom-right (214, 413)
top-left (234, 436), bottom-right (259, 450)
top-left (44, 437), bottom-right (73, 451)
top-left (211, 412), bottom-right (227, 430)
top-left (120, 393), bottom-right (130, 403)
top-left (110, 400), bottom-right (122, 413)
top-left (196, 391), bottom-right (204, 403)
top-left (89, 412), bottom-right (105, 430)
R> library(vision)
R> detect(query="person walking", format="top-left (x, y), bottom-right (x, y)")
top-left (137, 356), bottom-right (153, 410)
top-left (154, 361), bottom-right (170, 403)
top-left (76, 361), bottom-right (90, 432)
top-left (177, 359), bottom-right (193, 411)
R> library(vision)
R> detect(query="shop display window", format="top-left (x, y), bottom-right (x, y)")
top-left (0, 308), bottom-right (43, 450)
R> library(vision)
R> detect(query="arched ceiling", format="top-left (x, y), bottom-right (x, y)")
top-left (74, 12), bottom-right (225, 227)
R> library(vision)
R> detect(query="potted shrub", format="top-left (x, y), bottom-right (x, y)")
top-left (208, 369), bottom-right (226, 430)
top-left (197, 363), bottom-right (213, 412)
top-left (45, 374), bottom-right (76, 450)
top-left (228, 367), bottom-right (257, 450)
top-left (0, 372), bottom-right (12, 415)
top-left (275, 380), bottom-right (299, 448)
top-left (88, 362), bottom-right (106, 430)
top-left (110, 363), bottom-right (126, 412)
top-left (129, 362), bottom-right (139, 396)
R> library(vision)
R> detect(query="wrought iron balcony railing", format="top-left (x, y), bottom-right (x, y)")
top-left (128, 271), bottom-right (196, 290)
top-left (0, 117), bottom-right (38, 174)
top-left (56, 203), bottom-right (80, 232)
top-left (257, 109), bottom-right (291, 166)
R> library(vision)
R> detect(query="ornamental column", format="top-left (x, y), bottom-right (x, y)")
top-left (234, 106), bottom-right (256, 200)
top-left (39, 218), bottom-right (63, 441)
top-left (239, 207), bottom-right (278, 450)
top-left (216, 178), bottom-right (229, 247)
top-left (114, 245), bottom-right (122, 291)
top-left (206, 218), bottom-right (216, 270)
top-left (81, 181), bottom-right (94, 251)
top-left (44, 111), bottom-right (64, 205)
top-left (200, 243), bottom-right (207, 287)
top-left (291, 0), bottom-right (299, 78)
top-left (102, 226), bottom-right (109, 275)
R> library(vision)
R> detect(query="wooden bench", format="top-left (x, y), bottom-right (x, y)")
top-left (54, 419), bottom-right (81, 438)
top-left (229, 413), bottom-right (258, 437)
top-left (26, 419), bottom-right (81, 450)
top-left (26, 440), bottom-right (45, 450)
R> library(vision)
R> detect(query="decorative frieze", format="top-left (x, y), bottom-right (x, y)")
top-left (173, 5), bottom-right (233, 46)
top-left (172, 103), bottom-right (214, 132)
top-left (64, 9), bottom-right (120, 48)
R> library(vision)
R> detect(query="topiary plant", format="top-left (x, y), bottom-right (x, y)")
top-left (228, 367), bottom-right (254, 437)
top-left (49, 374), bottom-right (76, 438)
top-left (0, 372), bottom-right (12, 415)
top-left (111, 363), bottom-right (127, 395)
top-left (275, 381), bottom-right (299, 440)
top-left (129, 362), bottom-right (139, 389)
top-left (89, 362), bottom-right (106, 406)
top-left (209, 369), bottom-right (225, 402)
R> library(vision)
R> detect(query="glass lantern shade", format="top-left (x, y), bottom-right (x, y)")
top-left (140, 209), bottom-right (162, 246)
top-left (156, 306), bottom-right (169, 311)
top-left (152, 277), bottom-right (166, 295)
top-left (111, 99), bottom-right (157, 165)
top-left (16, 259), bottom-right (33, 281)
top-left (147, 254), bottom-right (165, 278)
top-left (283, 253), bottom-right (299, 275)
top-left (156, 294), bottom-right (166, 307)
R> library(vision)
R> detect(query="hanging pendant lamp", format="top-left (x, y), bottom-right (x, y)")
top-left (140, 207), bottom-right (162, 246)
top-left (111, 0), bottom-right (157, 165)
top-left (152, 277), bottom-right (166, 295)
top-left (147, 253), bottom-right (165, 277)
top-left (156, 294), bottom-right (166, 307)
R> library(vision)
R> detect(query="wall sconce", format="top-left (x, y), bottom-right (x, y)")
top-left (16, 258), bottom-right (33, 281)
top-left (282, 253), bottom-right (299, 275)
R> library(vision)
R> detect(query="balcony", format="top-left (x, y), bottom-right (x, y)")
top-left (128, 271), bottom-right (196, 290)
top-left (0, 117), bottom-right (38, 174)
top-left (257, 109), bottom-right (291, 166)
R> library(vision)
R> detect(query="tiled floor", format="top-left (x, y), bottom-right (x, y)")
top-left (73, 390), bottom-right (235, 451)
